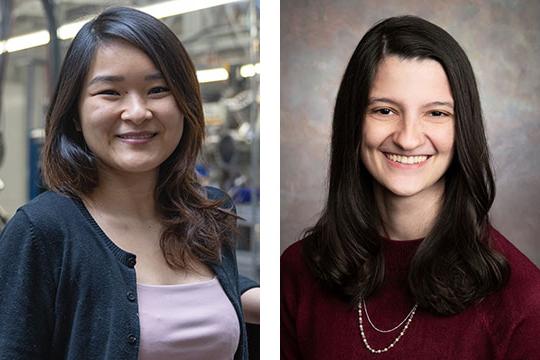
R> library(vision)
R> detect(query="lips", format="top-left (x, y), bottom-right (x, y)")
top-left (384, 153), bottom-right (432, 165)
top-left (382, 152), bottom-right (433, 169)
top-left (116, 131), bottom-right (157, 139)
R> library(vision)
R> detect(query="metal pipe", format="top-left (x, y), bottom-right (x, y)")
top-left (40, 0), bottom-right (60, 93)
top-left (248, 0), bottom-right (260, 280)
top-left (0, 0), bottom-right (14, 167)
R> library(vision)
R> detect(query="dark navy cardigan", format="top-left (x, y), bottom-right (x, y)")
top-left (0, 190), bottom-right (257, 359)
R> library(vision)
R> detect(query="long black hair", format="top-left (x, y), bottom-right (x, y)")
top-left (302, 15), bottom-right (509, 316)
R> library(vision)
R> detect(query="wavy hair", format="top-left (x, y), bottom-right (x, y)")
top-left (303, 15), bottom-right (509, 315)
top-left (42, 7), bottom-right (233, 268)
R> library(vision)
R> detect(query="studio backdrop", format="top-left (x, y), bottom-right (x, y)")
top-left (280, 0), bottom-right (540, 266)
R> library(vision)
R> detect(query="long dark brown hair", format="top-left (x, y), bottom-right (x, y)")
top-left (303, 15), bottom-right (509, 316)
top-left (42, 7), bottom-right (234, 268)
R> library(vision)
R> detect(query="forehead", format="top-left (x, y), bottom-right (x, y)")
top-left (85, 40), bottom-right (160, 80)
top-left (369, 56), bottom-right (453, 104)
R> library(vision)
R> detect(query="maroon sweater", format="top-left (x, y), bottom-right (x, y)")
top-left (281, 227), bottom-right (540, 359)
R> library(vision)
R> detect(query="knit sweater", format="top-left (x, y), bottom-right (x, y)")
top-left (0, 189), bottom-right (257, 360)
top-left (281, 227), bottom-right (540, 359)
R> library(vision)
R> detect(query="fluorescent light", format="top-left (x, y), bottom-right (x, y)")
top-left (240, 63), bottom-right (260, 78)
top-left (196, 67), bottom-right (229, 83)
top-left (57, 19), bottom-right (91, 40)
top-left (3, 30), bottom-right (50, 53)
top-left (0, 0), bottom-right (248, 52)
top-left (140, 0), bottom-right (246, 20)
top-left (30, 128), bottom-right (46, 139)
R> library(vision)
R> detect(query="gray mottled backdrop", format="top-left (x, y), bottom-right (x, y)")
top-left (280, 0), bottom-right (540, 266)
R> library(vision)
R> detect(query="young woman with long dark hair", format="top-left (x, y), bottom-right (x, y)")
top-left (281, 15), bottom-right (540, 359)
top-left (0, 7), bottom-right (258, 360)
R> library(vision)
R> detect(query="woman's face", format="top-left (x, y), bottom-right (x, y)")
top-left (78, 40), bottom-right (184, 176)
top-left (360, 55), bottom-right (455, 198)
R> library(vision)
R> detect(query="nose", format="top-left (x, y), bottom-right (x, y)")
top-left (392, 115), bottom-right (425, 150)
top-left (120, 94), bottom-right (152, 125)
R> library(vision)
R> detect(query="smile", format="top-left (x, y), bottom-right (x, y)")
top-left (384, 153), bottom-right (431, 165)
top-left (116, 131), bottom-right (158, 144)
top-left (117, 132), bottom-right (157, 139)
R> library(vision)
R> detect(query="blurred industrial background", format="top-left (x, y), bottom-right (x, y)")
top-left (281, 0), bottom-right (540, 267)
top-left (0, 0), bottom-right (259, 281)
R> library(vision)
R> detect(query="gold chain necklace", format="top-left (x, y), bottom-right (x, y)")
top-left (358, 300), bottom-right (418, 354)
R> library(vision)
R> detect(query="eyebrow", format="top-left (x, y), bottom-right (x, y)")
top-left (144, 72), bottom-right (164, 81)
top-left (87, 72), bottom-right (164, 86)
top-left (368, 97), bottom-right (454, 109)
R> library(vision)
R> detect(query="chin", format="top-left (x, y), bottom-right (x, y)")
top-left (382, 181), bottom-right (427, 198)
top-left (113, 160), bottom-right (162, 174)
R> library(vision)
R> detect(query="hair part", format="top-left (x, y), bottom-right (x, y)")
top-left (303, 15), bottom-right (508, 316)
top-left (42, 6), bottom-right (234, 268)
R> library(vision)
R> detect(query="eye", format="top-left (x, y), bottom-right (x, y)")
top-left (148, 86), bottom-right (170, 95)
top-left (97, 89), bottom-right (120, 96)
top-left (429, 110), bottom-right (449, 117)
top-left (373, 107), bottom-right (395, 116)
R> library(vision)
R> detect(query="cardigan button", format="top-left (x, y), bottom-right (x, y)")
top-left (127, 256), bottom-right (136, 268)
top-left (127, 334), bottom-right (137, 345)
top-left (127, 291), bottom-right (136, 302)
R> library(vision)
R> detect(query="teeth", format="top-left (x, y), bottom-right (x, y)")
top-left (386, 153), bottom-right (428, 164)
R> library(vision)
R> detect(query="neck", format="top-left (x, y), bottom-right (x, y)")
top-left (374, 180), bottom-right (444, 241)
top-left (83, 165), bottom-right (159, 221)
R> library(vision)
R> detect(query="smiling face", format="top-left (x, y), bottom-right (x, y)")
top-left (78, 40), bottom-right (184, 177)
top-left (360, 55), bottom-right (455, 199)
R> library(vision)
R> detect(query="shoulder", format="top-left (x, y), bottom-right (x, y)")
top-left (6, 191), bottom-right (81, 240)
top-left (0, 193), bottom-right (75, 281)
top-left (281, 240), bottom-right (314, 285)
top-left (488, 226), bottom-right (540, 294)
top-left (484, 226), bottom-right (540, 357)
top-left (281, 241), bottom-right (307, 302)
top-left (281, 238), bottom-right (335, 323)
top-left (485, 226), bottom-right (540, 315)
top-left (19, 191), bottom-right (77, 219)
top-left (281, 240), bottom-right (304, 268)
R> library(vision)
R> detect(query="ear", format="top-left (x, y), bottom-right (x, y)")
top-left (74, 117), bottom-right (82, 132)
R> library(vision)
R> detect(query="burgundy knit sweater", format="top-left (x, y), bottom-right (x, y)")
top-left (281, 227), bottom-right (540, 359)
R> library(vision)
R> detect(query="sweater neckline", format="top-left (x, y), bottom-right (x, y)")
top-left (381, 236), bottom-right (423, 244)
top-left (71, 196), bottom-right (137, 267)
top-left (380, 236), bottom-right (423, 273)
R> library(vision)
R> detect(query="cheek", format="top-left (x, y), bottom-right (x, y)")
top-left (165, 103), bottom-right (183, 128)
top-left (159, 99), bottom-right (183, 128)
top-left (80, 101), bottom-right (110, 127)
top-left (361, 120), bottom-right (387, 152)
top-left (79, 104), bottom-right (115, 145)
top-left (162, 112), bottom-right (185, 154)
top-left (431, 125), bottom-right (455, 155)
top-left (360, 121), bottom-right (380, 167)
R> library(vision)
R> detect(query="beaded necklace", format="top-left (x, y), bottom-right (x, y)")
top-left (358, 299), bottom-right (418, 354)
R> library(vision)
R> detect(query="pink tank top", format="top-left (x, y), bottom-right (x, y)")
top-left (137, 278), bottom-right (240, 360)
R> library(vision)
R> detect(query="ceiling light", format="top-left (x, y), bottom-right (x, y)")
top-left (57, 19), bottom-right (90, 40)
top-left (197, 68), bottom-right (229, 83)
top-left (0, 0), bottom-right (248, 53)
top-left (2, 30), bottom-right (50, 53)
top-left (139, 0), bottom-right (246, 20)
top-left (240, 63), bottom-right (260, 78)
